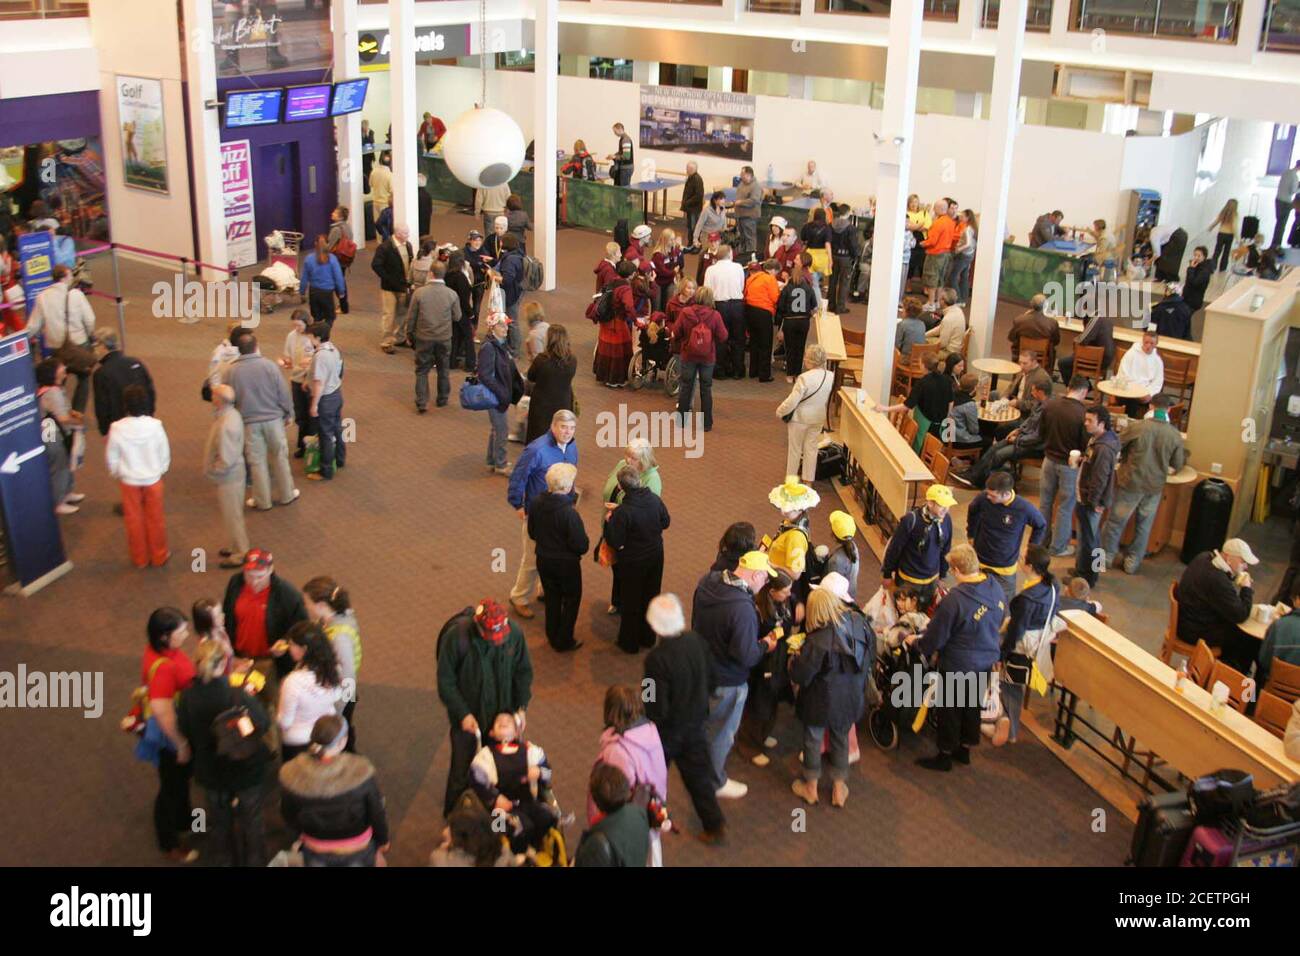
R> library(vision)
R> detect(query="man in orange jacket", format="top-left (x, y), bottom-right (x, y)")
top-left (743, 259), bottom-right (781, 382)
top-left (920, 199), bottom-right (957, 309)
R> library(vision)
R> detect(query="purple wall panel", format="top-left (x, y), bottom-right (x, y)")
top-left (0, 90), bottom-right (102, 148)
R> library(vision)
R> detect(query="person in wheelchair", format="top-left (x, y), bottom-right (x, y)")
top-left (637, 312), bottom-right (672, 373)
top-left (469, 711), bottom-right (558, 854)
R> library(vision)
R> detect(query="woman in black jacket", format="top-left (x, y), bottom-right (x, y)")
top-left (280, 714), bottom-right (390, 867)
top-left (527, 462), bottom-right (589, 652)
top-left (789, 588), bottom-right (870, 808)
top-left (777, 253), bottom-right (817, 382)
top-left (477, 314), bottom-right (522, 475)
top-left (997, 545), bottom-right (1059, 747)
top-left (605, 465), bottom-right (671, 654)
top-left (525, 325), bottom-right (577, 445)
top-left (446, 250), bottom-right (477, 372)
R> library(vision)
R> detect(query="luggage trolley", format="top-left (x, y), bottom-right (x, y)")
top-left (256, 229), bottom-right (305, 313)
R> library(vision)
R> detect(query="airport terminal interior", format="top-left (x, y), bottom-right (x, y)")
top-left (1, 0), bottom-right (1300, 871)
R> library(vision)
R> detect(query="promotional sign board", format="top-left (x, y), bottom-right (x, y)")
top-left (0, 332), bottom-right (69, 593)
top-left (17, 232), bottom-right (54, 318)
top-left (638, 87), bottom-right (757, 161)
top-left (116, 75), bottom-right (168, 194)
top-left (220, 140), bottom-right (258, 269)
top-left (357, 21), bottom-right (533, 72)
top-left (213, 0), bottom-right (333, 79)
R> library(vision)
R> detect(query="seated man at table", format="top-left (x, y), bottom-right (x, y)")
top-left (952, 380), bottom-right (1049, 490)
top-left (1176, 538), bottom-right (1260, 673)
top-left (1150, 283), bottom-right (1194, 341)
top-left (1008, 294), bottom-right (1061, 368)
top-left (926, 288), bottom-right (966, 358)
top-left (1257, 580), bottom-right (1300, 689)
top-left (1115, 328), bottom-right (1165, 418)
top-left (992, 350), bottom-right (1052, 441)
top-left (1029, 211), bottom-right (1066, 248)
top-left (1057, 303), bottom-right (1115, 384)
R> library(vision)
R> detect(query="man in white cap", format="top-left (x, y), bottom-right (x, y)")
top-left (1175, 538), bottom-right (1260, 672)
top-left (881, 484), bottom-right (956, 610)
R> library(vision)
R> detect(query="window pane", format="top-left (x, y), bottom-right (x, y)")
top-left (1071, 0), bottom-right (1239, 42)
top-left (815, 0), bottom-right (960, 20)
top-left (981, 0), bottom-right (1054, 31)
top-left (1263, 0), bottom-right (1300, 51)
top-left (749, 0), bottom-right (802, 11)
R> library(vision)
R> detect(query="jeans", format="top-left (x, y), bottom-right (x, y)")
top-left (685, 209), bottom-right (700, 247)
top-left (717, 299), bottom-right (746, 377)
top-left (245, 419), bottom-right (296, 507)
top-left (744, 305), bottom-right (774, 380)
top-left (205, 781), bottom-right (267, 867)
top-left (660, 727), bottom-right (725, 834)
top-left (303, 843), bottom-right (377, 867)
top-left (315, 390), bottom-right (345, 479)
top-left (506, 300), bottom-right (522, 356)
top-left (704, 683), bottom-right (749, 789)
top-left (948, 253), bottom-right (974, 303)
top-left (800, 723), bottom-right (848, 782)
top-left (1273, 198), bottom-right (1293, 249)
top-left (1039, 458), bottom-right (1078, 553)
top-left (536, 556), bottom-right (582, 650)
top-left (375, 205), bottom-right (393, 243)
top-left (1073, 503), bottom-right (1104, 588)
top-left (986, 568), bottom-right (1017, 606)
top-left (737, 217), bottom-right (758, 259)
top-left (1212, 232), bottom-right (1234, 271)
top-left (414, 338), bottom-right (450, 408)
top-left (452, 316), bottom-right (476, 370)
top-left (969, 440), bottom-right (1026, 488)
top-left (307, 287), bottom-right (337, 326)
top-left (155, 748), bottom-right (192, 852)
top-left (486, 407), bottom-right (509, 467)
top-left (1101, 486), bottom-right (1161, 570)
top-left (829, 255), bottom-right (855, 312)
top-left (1000, 679), bottom-right (1026, 743)
top-left (678, 361), bottom-right (714, 429)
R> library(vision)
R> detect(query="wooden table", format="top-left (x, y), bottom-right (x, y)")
top-left (814, 309), bottom-right (846, 362)
top-left (1119, 465), bottom-right (1198, 555)
top-left (1053, 611), bottom-right (1300, 790)
top-left (971, 357), bottom-right (1020, 392)
top-left (835, 387), bottom-right (933, 528)
top-left (1239, 603), bottom-right (1291, 640)
top-left (1098, 379), bottom-right (1149, 400)
top-left (1059, 317), bottom-right (1201, 359)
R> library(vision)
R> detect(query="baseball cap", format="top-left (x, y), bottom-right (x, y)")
top-left (707, 231), bottom-right (722, 241)
top-left (829, 510), bottom-right (857, 541)
top-left (632, 224), bottom-right (652, 240)
top-left (926, 484), bottom-right (958, 508)
top-left (485, 311), bottom-right (513, 328)
top-left (737, 551), bottom-right (778, 578)
top-left (467, 229), bottom-right (484, 240)
top-left (474, 599), bottom-right (510, 643)
top-left (243, 548), bottom-right (273, 571)
top-left (813, 572), bottom-right (852, 603)
top-left (1221, 539), bottom-right (1259, 566)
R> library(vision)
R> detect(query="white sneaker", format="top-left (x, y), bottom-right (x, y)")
top-left (751, 753), bottom-right (770, 767)
top-left (55, 503), bottom-right (79, 515)
top-left (715, 778), bottom-right (748, 799)
top-left (763, 736), bottom-right (778, 749)
top-left (63, 492), bottom-right (87, 504)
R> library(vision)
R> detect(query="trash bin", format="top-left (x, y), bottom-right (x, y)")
top-left (1180, 478), bottom-right (1233, 564)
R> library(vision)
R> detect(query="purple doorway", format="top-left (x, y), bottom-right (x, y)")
top-left (254, 141), bottom-right (303, 262)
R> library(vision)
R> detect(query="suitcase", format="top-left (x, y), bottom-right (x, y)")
top-left (815, 442), bottom-right (847, 482)
top-left (1129, 790), bottom-right (1196, 867)
top-left (1241, 215), bottom-right (1260, 241)
top-left (1181, 825), bottom-right (1235, 867)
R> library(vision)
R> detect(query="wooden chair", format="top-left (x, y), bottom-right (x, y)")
top-left (895, 342), bottom-right (939, 394)
top-left (1113, 344), bottom-right (1129, 374)
top-left (1160, 581), bottom-right (1198, 665)
top-left (891, 349), bottom-right (911, 396)
top-left (1071, 345), bottom-right (1105, 392)
top-left (919, 432), bottom-right (943, 470)
top-left (1263, 656), bottom-right (1300, 704)
top-left (1162, 353), bottom-right (1195, 406)
top-left (1208, 660), bottom-right (1251, 713)
top-left (1188, 639), bottom-right (1218, 689)
top-left (960, 327), bottom-right (972, 362)
top-left (1166, 402), bottom-right (1187, 432)
top-left (899, 414), bottom-right (919, 448)
top-left (1252, 691), bottom-right (1293, 740)
top-left (843, 327), bottom-right (865, 359)
top-left (1095, 611), bottom-right (1111, 625)
top-left (929, 451), bottom-right (951, 488)
top-left (1017, 335), bottom-right (1050, 367)
top-left (887, 395), bottom-right (908, 430)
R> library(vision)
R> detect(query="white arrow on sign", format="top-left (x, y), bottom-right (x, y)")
top-left (0, 447), bottom-right (43, 474)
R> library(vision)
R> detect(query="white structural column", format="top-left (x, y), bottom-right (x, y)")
top-left (533, 0), bottom-right (558, 292)
top-left (181, 0), bottom-right (228, 278)
top-left (334, 0), bottom-right (364, 231)
top-left (968, 0), bottom-right (1027, 361)
top-left (860, 0), bottom-right (923, 402)
top-left (388, 0), bottom-right (419, 236)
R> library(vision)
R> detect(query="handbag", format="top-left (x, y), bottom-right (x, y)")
top-left (594, 486), bottom-right (621, 567)
top-left (781, 369), bottom-right (832, 423)
top-left (459, 377), bottom-right (499, 411)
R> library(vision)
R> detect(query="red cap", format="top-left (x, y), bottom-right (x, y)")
top-left (243, 548), bottom-right (273, 571)
top-left (474, 599), bottom-right (510, 643)
top-left (707, 231), bottom-right (722, 241)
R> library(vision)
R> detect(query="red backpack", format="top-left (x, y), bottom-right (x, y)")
top-left (685, 315), bottom-right (714, 362)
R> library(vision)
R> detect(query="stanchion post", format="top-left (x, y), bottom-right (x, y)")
top-left (109, 244), bottom-right (125, 350)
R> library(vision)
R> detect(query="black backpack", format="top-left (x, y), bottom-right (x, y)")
top-left (613, 219), bottom-right (630, 252)
top-left (436, 606), bottom-right (476, 661)
top-left (212, 692), bottom-right (262, 762)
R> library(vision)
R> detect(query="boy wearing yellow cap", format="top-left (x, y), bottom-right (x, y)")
top-left (881, 484), bottom-right (957, 610)
top-left (823, 511), bottom-right (861, 601)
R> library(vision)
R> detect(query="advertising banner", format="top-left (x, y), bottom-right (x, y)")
top-left (220, 140), bottom-right (258, 269)
top-left (357, 20), bottom-right (533, 72)
top-left (213, 1), bottom-right (333, 79)
top-left (116, 76), bottom-right (168, 194)
top-left (17, 232), bottom-right (54, 318)
top-left (0, 332), bottom-right (68, 592)
top-left (638, 86), bottom-right (757, 161)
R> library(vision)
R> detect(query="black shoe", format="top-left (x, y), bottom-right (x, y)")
top-left (758, 377), bottom-right (773, 383)
top-left (553, 641), bottom-right (584, 653)
top-left (696, 827), bottom-right (728, 847)
top-left (917, 753), bottom-right (953, 772)
top-left (293, 449), bottom-right (305, 459)
top-left (617, 643), bottom-right (640, 655)
top-left (436, 399), bottom-right (448, 407)
top-left (954, 746), bottom-right (972, 765)
top-left (417, 406), bottom-right (428, 414)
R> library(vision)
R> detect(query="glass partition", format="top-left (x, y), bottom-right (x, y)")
top-left (815, 0), bottom-right (960, 19)
top-left (981, 0), bottom-right (1054, 30)
top-left (1071, 0), bottom-right (1239, 42)
top-left (1262, 0), bottom-right (1300, 50)
top-left (0, 1), bottom-right (88, 19)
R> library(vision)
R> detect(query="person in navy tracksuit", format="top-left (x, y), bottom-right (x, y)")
top-left (966, 470), bottom-right (1046, 605)
top-left (880, 484), bottom-right (956, 610)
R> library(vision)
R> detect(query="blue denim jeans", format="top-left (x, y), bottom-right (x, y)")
top-left (1101, 486), bottom-right (1162, 570)
top-left (801, 723), bottom-right (849, 782)
top-left (704, 683), bottom-right (749, 789)
top-left (1039, 458), bottom-right (1078, 553)
top-left (486, 407), bottom-right (509, 468)
top-left (1073, 503), bottom-right (1104, 587)
top-left (677, 361), bottom-right (714, 429)
top-left (315, 390), bottom-right (345, 479)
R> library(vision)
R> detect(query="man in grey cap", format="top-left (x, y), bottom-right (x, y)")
top-left (204, 385), bottom-right (249, 569)
top-left (92, 329), bottom-right (155, 437)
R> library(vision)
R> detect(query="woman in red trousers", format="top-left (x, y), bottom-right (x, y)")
top-left (105, 384), bottom-right (171, 567)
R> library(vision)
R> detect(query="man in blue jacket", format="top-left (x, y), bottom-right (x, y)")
top-left (967, 470), bottom-right (1046, 604)
top-left (909, 543), bottom-right (1006, 772)
top-left (507, 410), bottom-right (578, 619)
top-left (692, 550), bottom-right (779, 800)
top-left (497, 233), bottom-right (526, 355)
top-left (881, 484), bottom-right (956, 609)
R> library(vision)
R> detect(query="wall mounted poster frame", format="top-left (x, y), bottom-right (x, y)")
top-left (116, 75), bottom-right (168, 194)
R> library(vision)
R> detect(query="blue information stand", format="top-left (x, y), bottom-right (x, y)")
top-left (0, 332), bottom-right (71, 594)
top-left (17, 232), bottom-right (55, 319)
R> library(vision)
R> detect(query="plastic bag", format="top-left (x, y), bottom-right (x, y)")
top-left (488, 278), bottom-right (505, 316)
top-left (981, 670), bottom-right (1003, 723)
top-left (863, 586), bottom-right (897, 635)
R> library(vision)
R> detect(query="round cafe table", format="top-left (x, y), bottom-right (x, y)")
top-left (1239, 603), bottom-right (1291, 640)
top-left (1097, 379), bottom-right (1150, 400)
top-left (1121, 465), bottom-right (1198, 555)
top-left (978, 402), bottom-right (1020, 424)
top-left (971, 357), bottom-right (1021, 392)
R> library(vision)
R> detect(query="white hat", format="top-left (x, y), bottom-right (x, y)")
top-left (632, 224), bottom-right (652, 240)
top-left (813, 572), bottom-right (852, 603)
top-left (1221, 538), bottom-right (1259, 566)
top-left (769, 216), bottom-right (787, 230)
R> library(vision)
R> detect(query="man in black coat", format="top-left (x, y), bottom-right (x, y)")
top-left (92, 330), bottom-right (155, 436)
top-left (371, 225), bottom-right (413, 354)
top-left (643, 593), bottom-right (726, 845)
top-left (1182, 245), bottom-right (1213, 314)
top-left (606, 465), bottom-right (670, 653)
top-left (1150, 284), bottom-right (1194, 341)
top-left (681, 161), bottom-right (705, 252)
top-left (1176, 538), bottom-right (1259, 672)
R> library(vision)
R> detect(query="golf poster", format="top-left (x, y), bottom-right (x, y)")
top-left (117, 76), bottom-right (168, 194)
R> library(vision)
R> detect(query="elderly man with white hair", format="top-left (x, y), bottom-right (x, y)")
top-left (204, 384), bottom-right (249, 569)
top-left (643, 593), bottom-right (727, 846)
top-left (508, 409), bottom-right (579, 619)
top-left (527, 462), bottom-right (589, 652)
top-left (371, 223), bottom-right (414, 354)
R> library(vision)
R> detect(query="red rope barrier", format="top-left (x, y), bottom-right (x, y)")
top-left (111, 242), bottom-right (234, 275)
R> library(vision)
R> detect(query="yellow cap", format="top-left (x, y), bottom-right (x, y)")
top-left (829, 510), bottom-right (856, 540)
top-left (926, 484), bottom-right (958, 508)
top-left (737, 550), bottom-right (778, 577)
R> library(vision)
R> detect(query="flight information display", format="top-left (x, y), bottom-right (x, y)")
top-left (331, 78), bottom-right (369, 117)
top-left (283, 84), bottom-right (333, 123)
top-left (224, 89), bottom-right (285, 128)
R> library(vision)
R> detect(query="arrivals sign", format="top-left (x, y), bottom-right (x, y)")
top-left (220, 140), bottom-right (258, 269)
top-left (0, 332), bottom-right (68, 591)
top-left (357, 21), bottom-right (533, 72)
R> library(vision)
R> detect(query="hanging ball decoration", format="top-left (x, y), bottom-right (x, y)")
top-left (441, 107), bottom-right (526, 190)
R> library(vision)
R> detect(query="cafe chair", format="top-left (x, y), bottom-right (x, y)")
top-left (919, 432), bottom-right (943, 470)
top-left (1160, 582), bottom-right (1216, 666)
top-left (928, 451), bottom-right (951, 489)
top-left (1262, 657), bottom-right (1300, 704)
top-left (899, 414), bottom-right (919, 448)
top-left (1016, 335), bottom-right (1050, 366)
top-left (1188, 639), bottom-right (1218, 689)
top-left (1165, 402), bottom-right (1187, 432)
top-left (894, 343), bottom-right (938, 395)
top-left (1207, 660), bottom-right (1251, 714)
top-left (887, 395), bottom-right (909, 430)
top-left (843, 327), bottom-right (865, 360)
top-left (1095, 611), bottom-right (1110, 625)
top-left (1252, 691), bottom-right (1293, 740)
top-left (891, 349), bottom-right (911, 396)
top-left (1113, 344), bottom-right (1128, 373)
top-left (1071, 345), bottom-right (1105, 393)
top-left (960, 327), bottom-right (972, 362)
top-left (1162, 353), bottom-right (1195, 408)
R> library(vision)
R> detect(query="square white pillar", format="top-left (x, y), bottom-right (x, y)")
top-left (534, 0), bottom-right (558, 291)
top-left (388, 0), bottom-right (419, 239)
top-left (334, 0), bottom-right (364, 237)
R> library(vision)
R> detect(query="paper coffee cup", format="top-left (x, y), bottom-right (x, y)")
top-left (1068, 450), bottom-right (1082, 467)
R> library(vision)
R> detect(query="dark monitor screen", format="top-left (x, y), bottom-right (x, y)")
top-left (283, 84), bottom-right (332, 123)
top-left (330, 78), bottom-right (369, 117)
top-left (224, 89), bottom-right (284, 128)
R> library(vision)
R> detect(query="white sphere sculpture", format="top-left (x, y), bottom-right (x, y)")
top-left (441, 107), bottom-right (526, 189)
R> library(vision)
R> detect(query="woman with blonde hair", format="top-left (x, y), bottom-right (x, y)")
top-left (601, 440), bottom-right (663, 615)
top-left (594, 241), bottom-right (622, 292)
top-left (789, 579), bottom-right (870, 807)
top-left (1208, 198), bottom-right (1238, 272)
top-left (651, 228), bottom-right (684, 312)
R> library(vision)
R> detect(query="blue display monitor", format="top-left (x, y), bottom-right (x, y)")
top-left (224, 88), bottom-right (285, 128)
top-left (283, 84), bottom-right (333, 123)
top-left (330, 78), bottom-right (369, 117)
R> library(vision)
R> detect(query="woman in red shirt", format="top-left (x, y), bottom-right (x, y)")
top-left (593, 261), bottom-right (637, 387)
top-left (651, 228), bottom-right (684, 313)
top-left (594, 242), bottom-right (621, 293)
top-left (141, 606), bottom-right (199, 862)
